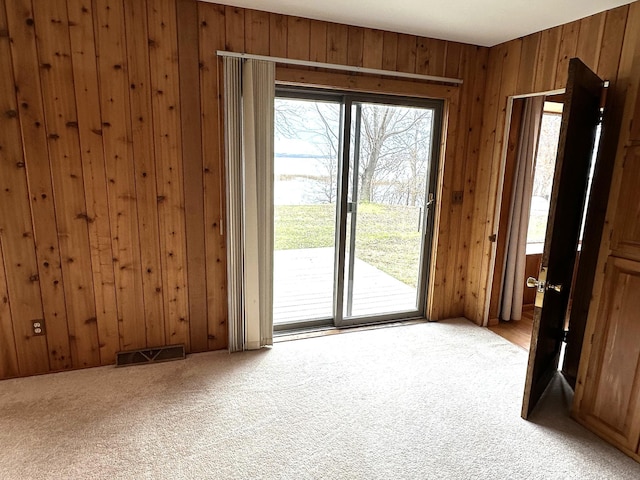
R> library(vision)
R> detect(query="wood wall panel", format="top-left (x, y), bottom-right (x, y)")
top-left (362, 29), bottom-right (383, 69)
top-left (177, 0), bottom-right (207, 353)
top-left (269, 13), bottom-right (287, 58)
top-left (396, 33), bottom-right (417, 73)
top-left (1, 0), bottom-right (487, 379)
top-left (33, 0), bottom-right (101, 369)
top-left (245, 9), bottom-right (269, 56)
top-left (94, 0), bottom-right (147, 352)
top-left (466, 6), bottom-right (633, 325)
top-left (67, 0), bottom-right (120, 365)
top-left (572, 3), bottom-right (640, 463)
top-left (309, 20), bottom-right (328, 63)
top-left (0, 0), bottom-right (50, 376)
top-left (347, 26), bottom-right (364, 67)
top-left (3, 0), bottom-right (638, 380)
top-left (198, 2), bottom-right (227, 351)
top-left (575, 12), bottom-right (606, 72)
top-left (147, 0), bottom-right (190, 349)
top-left (0, 240), bottom-right (18, 379)
top-left (6, 0), bottom-right (71, 371)
top-left (554, 21), bottom-right (580, 89)
top-left (287, 17), bottom-right (310, 61)
top-left (124, 0), bottom-right (166, 348)
top-left (381, 31), bottom-right (398, 71)
top-left (326, 23), bottom-right (348, 65)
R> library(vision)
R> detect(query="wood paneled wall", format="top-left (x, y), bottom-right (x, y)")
top-left (464, 3), bottom-right (635, 324)
top-left (0, 0), bottom-right (487, 379)
top-left (5, 0), bottom-right (637, 379)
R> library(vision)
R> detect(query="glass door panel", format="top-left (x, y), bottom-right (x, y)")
top-left (343, 102), bottom-right (436, 319)
top-left (273, 97), bottom-right (341, 326)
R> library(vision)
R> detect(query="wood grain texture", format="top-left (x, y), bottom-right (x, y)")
top-left (124, 0), bottom-right (166, 348)
top-left (147, 0), bottom-right (190, 349)
top-left (396, 34), bottom-right (417, 73)
top-left (466, 3), bottom-right (635, 327)
top-left (245, 9), bottom-right (269, 56)
top-left (3, 0), bottom-right (637, 382)
top-left (456, 46), bottom-right (489, 317)
top-left (571, 3), bottom-right (640, 463)
top-left (287, 16), bottom-right (310, 61)
top-left (198, 1), bottom-right (227, 350)
top-left (575, 12), bottom-right (606, 72)
top-left (32, 0), bottom-right (100, 368)
top-left (94, 0), bottom-right (147, 351)
top-left (534, 26), bottom-right (562, 92)
top-left (0, 239), bottom-right (19, 378)
top-left (326, 23), bottom-right (348, 65)
top-left (554, 21), bottom-right (580, 89)
top-left (269, 13), bottom-right (287, 57)
top-left (6, 0), bottom-right (71, 370)
top-left (178, 0), bottom-right (207, 353)
top-left (465, 44), bottom-right (505, 322)
top-left (362, 28), bottom-right (383, 70)
top-left (309, 20), bottom-right (327, 63)
top-left (576, 257), bottom-right (640, 451)
top-left (0, 0), bottom-right (51, 377)
top-left (347, 26), bottom-right (364, 67)
top-left (67, 0), bottom-right (119, 365)
top-left (224, 5), bottom-right (244, 52)
top-left (381, 31), bottom-right (398, 71)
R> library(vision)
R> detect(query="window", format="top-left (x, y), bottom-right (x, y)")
top-left (273, 88), bottom-right (443, 328)
top-left (526, 102), bottom-right (562, 253)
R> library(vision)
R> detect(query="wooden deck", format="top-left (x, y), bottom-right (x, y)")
top-left (273, 247), bottom-right (417, 324)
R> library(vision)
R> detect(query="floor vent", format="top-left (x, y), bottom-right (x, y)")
top-left (116, 345), bottom-right (185, 367)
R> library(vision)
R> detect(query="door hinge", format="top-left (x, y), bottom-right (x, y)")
top-left (488, 233), bottom-right (497, 242)
top-left (562, 330), bottom-right (569, 343)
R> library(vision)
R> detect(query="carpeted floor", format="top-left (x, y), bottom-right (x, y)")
top-left (1, 318), bottom-right (638, 479)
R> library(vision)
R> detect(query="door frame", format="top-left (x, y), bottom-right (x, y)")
top-left (333, 93), bottom-right (444, 327)
top-left (272, 86), bottom-right (445, 330)
top-left (483, 88), bottom-right (565, 327)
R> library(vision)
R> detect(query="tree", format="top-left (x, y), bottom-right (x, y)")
top-left (275, 99), bottom-right (340, 203)
top-left (275, 98), bottom-right (434, 206)
top-left (357, 105), bottom-right (432, 205)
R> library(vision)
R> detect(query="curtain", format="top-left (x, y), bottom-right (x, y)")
top-left (223, 57), bottom-right (275, 351)
top-left (500, 96), bottom-right (544, 321)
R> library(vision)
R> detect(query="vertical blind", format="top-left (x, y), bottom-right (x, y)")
top-left (223, 57), bottom-right (275, 351)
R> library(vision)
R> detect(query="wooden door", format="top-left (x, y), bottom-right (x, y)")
top-left (521, 58), bottom-right (603, 419)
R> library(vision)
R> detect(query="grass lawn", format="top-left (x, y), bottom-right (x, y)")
top-left (274, 203), bottom-right (424, 287)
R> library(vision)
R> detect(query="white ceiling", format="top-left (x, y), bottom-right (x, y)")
top-left (208, 0), bottom-right (634, 47)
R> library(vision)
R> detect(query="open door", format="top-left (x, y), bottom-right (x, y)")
top-left (521, 58), bottom-right (603, 419)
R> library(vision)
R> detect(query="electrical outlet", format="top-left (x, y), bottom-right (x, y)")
top-left (452, 190), bottom-right (464, 204)
top-left (32, 319), bottom-right (45, 336)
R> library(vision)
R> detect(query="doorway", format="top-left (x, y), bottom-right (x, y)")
top-left (273, 88), bottom-right (443, 330)
top-left (489, 94), bottom-right (601, 350)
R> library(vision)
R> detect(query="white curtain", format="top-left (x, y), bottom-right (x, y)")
top-left (223, 57), bottom-right (275, 351)
top-left (500, 97), bottom-right (544, 321)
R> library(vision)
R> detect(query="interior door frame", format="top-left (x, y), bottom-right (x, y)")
top-left (482, 88), bottom-right (566, 327)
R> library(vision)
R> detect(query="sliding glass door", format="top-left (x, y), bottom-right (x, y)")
top-left (273, 89), bottom-right (442, 330)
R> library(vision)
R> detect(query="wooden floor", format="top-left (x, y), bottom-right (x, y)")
top-left (488, 306), bottom-right (534, 350)
top-left (273, 247), bottom-right (417, 324)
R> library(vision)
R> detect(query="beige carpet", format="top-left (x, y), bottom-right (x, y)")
top-left (1, 318), bottom-right (639, 479)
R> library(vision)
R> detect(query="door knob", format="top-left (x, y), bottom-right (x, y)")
top-left (547, 283), bottom-right (562, 293)
top-left (526, 276), bottom-right (562, 293)
top-left (526, 277), bottom-right (545, 294)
